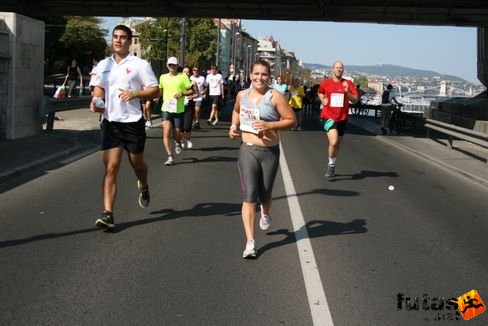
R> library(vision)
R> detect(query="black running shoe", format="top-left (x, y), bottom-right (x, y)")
top-left (194, 122), bottom-right (201, 129)
top-left (325, 164), bottom-right (336, 178)
top-left (137, 180), bottom-right (150, 208)
top-left (95, 212), bottom-right (114, 230)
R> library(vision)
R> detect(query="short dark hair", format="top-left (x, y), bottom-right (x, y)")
top-left (387, 84), bottom-right (393, 90)
top-left (251, 59), bottom-right (271, 74)
top-left (112, 25), bottom-right (132, 40)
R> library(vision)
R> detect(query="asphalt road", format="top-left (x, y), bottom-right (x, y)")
top-left (0, 121), bottom-right (487, 326)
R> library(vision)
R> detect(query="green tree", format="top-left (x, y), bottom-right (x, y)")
top-left (43, 16), bottom-right (68, 75)
top-left (354, 74), bottom-right (375, 93)
top-left (354, 75), bottom-right (369, 89)
top-left (185, 18), bottom-right (217, 69)
top-left (136, 18), bottom-right (217, 73)
top-left (60, 16), bottom-right (107, 68)
top-left (42, 16), bottom-right (108, 75)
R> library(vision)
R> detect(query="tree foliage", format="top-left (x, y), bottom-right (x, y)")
top-left (42, 16), bottom-right (108, 75)
top-left (136, 18), bottom-right (217, 73)
top-left (354, 75), bottom-right (375, 93)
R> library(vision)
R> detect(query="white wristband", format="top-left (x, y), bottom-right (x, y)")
top-left (230, 125), bottom-right (237, 130)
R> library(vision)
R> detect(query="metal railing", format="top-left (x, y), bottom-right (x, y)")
top-left (39, 95), bottom-right (91, 131)
top-left (424, 118), bottom-right (488, 163)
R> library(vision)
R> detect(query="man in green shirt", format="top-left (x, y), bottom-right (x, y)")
top-left (159, 57), bottom-right (193, 166)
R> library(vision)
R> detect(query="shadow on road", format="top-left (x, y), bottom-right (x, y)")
top-left (329, 170), bottom-right (399, 182)
top-left (258, 219), bottom-right (368, 257)
top-left (178, 156), bottom-right (238, 164)
top-left (0, 200), bottom-right (366, 248)
top-left (0, 202), bottom-right (242, 247)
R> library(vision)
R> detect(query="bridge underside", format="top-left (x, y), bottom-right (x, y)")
top-left (1, 0), bottom-right (488, 27)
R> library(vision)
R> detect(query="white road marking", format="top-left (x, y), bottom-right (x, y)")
top-left (279, 142), bottom-right (335, 326)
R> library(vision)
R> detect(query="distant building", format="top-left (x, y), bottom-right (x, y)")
top-left (368, 80), bottom-right (383, 93)
top-left (311, 70), bottom-right (326, 80)
top-left (213, 18), bottom-right (258, 78)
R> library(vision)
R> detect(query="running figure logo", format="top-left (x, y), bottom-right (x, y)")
top-left (457, 289), bottom-right (485, 320)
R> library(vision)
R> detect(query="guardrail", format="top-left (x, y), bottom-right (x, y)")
top-left (424, 118), bottom-right (488, 163)
top-left (39, 95), bottom-right (91, 131)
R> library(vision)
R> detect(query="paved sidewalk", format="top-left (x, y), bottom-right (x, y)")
top-left (0, 109), bottom-right (486, 187)
top-left (0, 108), bottom-right (100, 184)
top-left (347, 115), bottom-right (488, 187)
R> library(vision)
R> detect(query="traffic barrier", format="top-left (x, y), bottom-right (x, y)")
top-left (425, 118), bottom-right (488, 163)
top-left (39, 95), bottom-right (91, 131)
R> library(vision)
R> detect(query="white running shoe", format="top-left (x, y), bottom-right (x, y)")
top-left (145, 120), bottom-right (152, 129)
top-left (180, 140), bottom-right (186, 150)
top-left (242, 240), bottom-right (257, 259)
top-left (164, 156), bottom-right (174, 166)
top-left (186, 140), bottom-right (193, 149)
top-left (259, 215), bottom-right (272, 231)
top-left (175, 142), bottom-right (182, 154)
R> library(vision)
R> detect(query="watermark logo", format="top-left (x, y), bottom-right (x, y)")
top-left (457, 289), bottom-right (485, 321)
top-left (396, 293), bottom-right (460, 321)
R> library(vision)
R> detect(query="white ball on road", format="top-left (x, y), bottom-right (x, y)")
top-left (388, 185), bottom-right (395, 191)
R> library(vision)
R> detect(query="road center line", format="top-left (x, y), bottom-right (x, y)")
top-left (279, 142), bottom-right (334, 326)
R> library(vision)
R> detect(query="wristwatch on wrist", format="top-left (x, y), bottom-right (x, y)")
top-left (230, 125), bottom-right (237, 130)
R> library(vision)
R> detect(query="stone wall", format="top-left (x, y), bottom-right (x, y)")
top-left (0, 12), bottom-right (44, 140)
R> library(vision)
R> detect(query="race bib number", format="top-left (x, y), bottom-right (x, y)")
top-left (330, 93), bottom-right (344, 107)
top-left (163, 98), bottom-right (177, 113)
top-left (240, 107), bottom-right (260, 134)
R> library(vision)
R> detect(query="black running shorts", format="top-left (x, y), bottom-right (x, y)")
top-left (100, 118), bottom-right (146, 154)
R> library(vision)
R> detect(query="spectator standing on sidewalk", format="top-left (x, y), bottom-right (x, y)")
top-left (159, 57), bottom-right (194, 166)
top-left (229, 60), bottom-right (296, 259)
top-left (318, 61), bottom-right (358, 178)
top-left (64, 59), bottom-right (83, 97)
top-left (380, 84), bottom-right (401, 134)
top-left (89, 25), bottom-right (160, 230)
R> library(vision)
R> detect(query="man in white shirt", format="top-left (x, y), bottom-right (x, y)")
top-left (380, 84), bottom-right (402, 134)
top-left (90, 25), bottom-right (160, 230)
top-left (204, 64), bottom-right (224, 125)
top-left (190, 66), bottom-right (207, 129)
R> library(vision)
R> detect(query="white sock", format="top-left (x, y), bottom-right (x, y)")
top-left (328, 157), bottom-right (336, 166)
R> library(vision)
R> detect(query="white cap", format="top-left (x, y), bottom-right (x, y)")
top-left (167, 57), bottom-right (178, 65)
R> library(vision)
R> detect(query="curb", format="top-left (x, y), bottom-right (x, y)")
top-left (0, 143), bottom-right (82, 185)
top-left (348, 118), bottom-right (488, 188)
top-left (376, 135), bottom-right (488, 188)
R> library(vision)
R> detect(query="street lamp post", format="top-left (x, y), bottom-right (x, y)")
top-left (180, 18), bottom-right (187, 67)
top-left (216, 18), bottom-right (221, 66)
top-left (162, 29), bottom-right (168, 73)
top-left (233, 31), bottom-right (240, 68)
top-left (246, 45), bottom-right (252, 80)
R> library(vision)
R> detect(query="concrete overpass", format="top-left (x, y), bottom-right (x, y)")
top-left (1, 0), bottom-right (488, 26)
top-left (0, 1), bottom-right (487, 139)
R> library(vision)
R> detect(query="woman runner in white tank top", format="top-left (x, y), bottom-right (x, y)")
top-left (229, 60), bottom-right (296, 258)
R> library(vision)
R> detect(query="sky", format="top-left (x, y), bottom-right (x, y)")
top-left (101, 17), bottom-right (479, 84)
